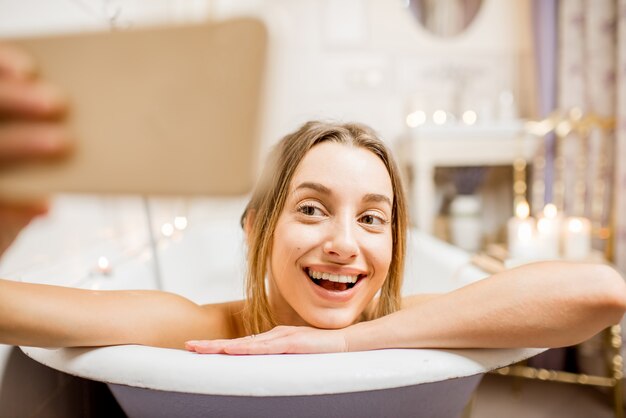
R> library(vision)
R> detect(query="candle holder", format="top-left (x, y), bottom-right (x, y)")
top-left (524, 110), bottom-right (615, 259)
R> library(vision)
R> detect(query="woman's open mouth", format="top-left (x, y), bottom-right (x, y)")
top-left (305, 268), bottom-right (366, 292)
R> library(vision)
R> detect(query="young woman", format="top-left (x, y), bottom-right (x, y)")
top-left (1, 120), bottom-right (625, 356)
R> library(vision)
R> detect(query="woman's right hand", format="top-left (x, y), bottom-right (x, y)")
top-left (0, 43), bottom-right (71, 255)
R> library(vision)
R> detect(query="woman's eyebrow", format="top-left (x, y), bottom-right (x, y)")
top-left (362, 193), bottom-right (392, 207)
top-left (294, 182), bottom-right (332, 195)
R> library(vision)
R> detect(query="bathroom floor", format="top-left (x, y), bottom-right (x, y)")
top-left (472, 374), bottom-right (618, 418)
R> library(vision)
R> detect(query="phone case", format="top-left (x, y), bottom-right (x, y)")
top-left (0, 17), bottom-right (267, 199)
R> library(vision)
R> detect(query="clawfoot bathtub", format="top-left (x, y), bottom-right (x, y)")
top-left (2, 196), bottom-right (541, 417)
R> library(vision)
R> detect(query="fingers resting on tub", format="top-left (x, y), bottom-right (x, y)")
top-left (185, 325), bottom-right (350, 355)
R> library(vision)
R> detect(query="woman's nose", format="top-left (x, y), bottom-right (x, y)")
top-left (323, 218), bottom-right (359, 260)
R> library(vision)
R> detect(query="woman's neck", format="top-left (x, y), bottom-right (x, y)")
top-left (266, 280), bottom-right (309, 326)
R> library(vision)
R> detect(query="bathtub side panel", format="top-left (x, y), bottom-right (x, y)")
top-left (109, 374), bottom-right (482, 418)
top-left (0, 345), bottom-right (125, 417)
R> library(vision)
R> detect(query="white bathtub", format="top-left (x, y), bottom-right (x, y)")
top-left (1, 196), bottom-right (542, 417)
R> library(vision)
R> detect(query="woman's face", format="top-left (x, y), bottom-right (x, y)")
top-left (268, 141), bottom-right (394, 328)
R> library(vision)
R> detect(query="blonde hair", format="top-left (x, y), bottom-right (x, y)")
top-left (240, 121), bottom-right (408, 334)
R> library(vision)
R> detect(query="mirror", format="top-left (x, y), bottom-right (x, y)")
top-left (408, 0), bottom-right (483, 38)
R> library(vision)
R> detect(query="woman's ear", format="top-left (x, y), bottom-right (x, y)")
top-left (243, 209), bottom-right (256, 247)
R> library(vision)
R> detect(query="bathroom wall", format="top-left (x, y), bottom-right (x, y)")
top-left (211, 0), bottom-right (535, 151)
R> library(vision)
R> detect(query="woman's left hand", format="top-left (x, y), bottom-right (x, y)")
top-left (185, 325), bottom-right (349, 355)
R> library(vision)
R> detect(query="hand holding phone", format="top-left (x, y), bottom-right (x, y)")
top-left (0, 42), bottom-right (72, 255)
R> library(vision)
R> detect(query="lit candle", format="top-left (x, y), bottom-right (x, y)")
top-left (536, 203), bottom-right (561, 259)
top-left (507, 201), bottom-right (537, 260)
top-left (562, 217), bottom-right (592, 260)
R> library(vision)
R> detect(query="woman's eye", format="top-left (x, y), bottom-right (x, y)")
top-left (359, 213), bottom-right (387, 226)
top-left (297, 204), bottom-right (325, 217)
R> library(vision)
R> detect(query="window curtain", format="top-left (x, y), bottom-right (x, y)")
top-left (531, 0), bottom-right (626, 374)
top-left (530, 0), bottom-right (563, 371)
top-left (557, 0), bottom-right (617, 259)
top-left (554, 0), bottom-right (626, 385)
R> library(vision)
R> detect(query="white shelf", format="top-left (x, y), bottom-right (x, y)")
top-left (397, 121), bottom-right (540, 233)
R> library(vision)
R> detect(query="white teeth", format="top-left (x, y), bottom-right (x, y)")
top-left (307, 269), bottom-right (359, 284)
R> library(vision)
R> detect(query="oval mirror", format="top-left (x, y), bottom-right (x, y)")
top-left (408, 0), bottom-right (483, 38)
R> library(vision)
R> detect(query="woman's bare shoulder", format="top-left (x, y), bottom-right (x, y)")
top-left (200, 299), bottom-right (247, 339)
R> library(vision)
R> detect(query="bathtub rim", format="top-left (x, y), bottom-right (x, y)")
top-left (19, 344), bottom-right (545, 397)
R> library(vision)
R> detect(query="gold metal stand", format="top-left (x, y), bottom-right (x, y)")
top-left (491, 325), bottom-right (624, 418)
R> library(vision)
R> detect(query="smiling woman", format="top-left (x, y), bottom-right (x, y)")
top-left (1, 121), bottom-right (626, 359)
top-left (239, 122), bottom-right (407, 334)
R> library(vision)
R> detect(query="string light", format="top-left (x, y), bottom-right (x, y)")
top-left (174, 216), bottom-right (188, 230)
top-left (96, 256), bottom-right (111, 275)
top-left (161, 223), bottom-right (174, 237)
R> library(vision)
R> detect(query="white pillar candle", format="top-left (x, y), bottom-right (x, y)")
top-left (563, 217), bottom-right (592, 260)
top-left (536, 203), bottom-right (561, 259)
top-left (507, 201), bottom-right (537, 260)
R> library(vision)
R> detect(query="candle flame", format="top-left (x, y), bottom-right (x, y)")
top-left (543, 203), bottom-right (557, 219)
top-left (568, 218), bottom-right (583, 233)
top-left (515, 201), bottom-right (530, 219)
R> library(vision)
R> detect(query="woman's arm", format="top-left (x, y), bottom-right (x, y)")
top-left (185, 261), bottom-right (626, 354)
top-left (0, 279), bottom-right (232, 349)
top-left (346, 261), bottom-right (626, 351)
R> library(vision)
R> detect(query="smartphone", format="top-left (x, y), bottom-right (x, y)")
top-left (0, 17), bottom-right (267, 199)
